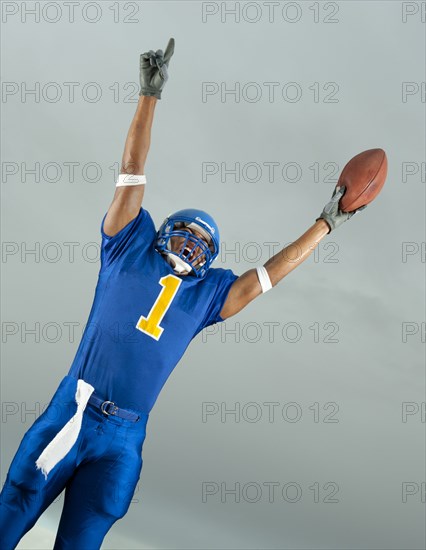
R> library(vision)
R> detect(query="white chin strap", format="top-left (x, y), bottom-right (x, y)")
top-left (164, 252), bottom-right (192, 275)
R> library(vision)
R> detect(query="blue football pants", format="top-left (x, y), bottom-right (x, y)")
top-left (0, 375), bottom-right (149, 550)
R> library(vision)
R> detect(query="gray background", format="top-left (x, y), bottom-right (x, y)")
top-left (1, 1), bottom-right (425, 548)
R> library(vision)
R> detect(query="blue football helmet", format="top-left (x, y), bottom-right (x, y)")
top-left (155, 208), bottom-right (220, 278)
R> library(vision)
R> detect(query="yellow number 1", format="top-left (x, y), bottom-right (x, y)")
top-left (136, 274), bottom-right (182, 340)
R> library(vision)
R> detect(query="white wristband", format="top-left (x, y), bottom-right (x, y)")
top-left (116, 174), bottom-right (147, 187)
top-left (256, 266), bottom-right (273, 293)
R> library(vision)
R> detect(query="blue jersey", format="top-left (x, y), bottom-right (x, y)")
top-left (68, 207), bottom-right (238, 414)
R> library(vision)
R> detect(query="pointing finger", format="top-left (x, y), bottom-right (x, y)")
top-left (163, 37), bottom-right (175, 64)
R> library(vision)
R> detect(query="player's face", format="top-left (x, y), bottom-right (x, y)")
top-left (169, 228), bottom-right (210, 268)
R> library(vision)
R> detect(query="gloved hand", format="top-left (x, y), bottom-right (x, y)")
top-left (139, 37), bottom-right (175, 99)
top-left (316, 185), bottom-right (367, 233)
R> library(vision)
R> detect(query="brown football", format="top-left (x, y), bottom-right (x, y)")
top-left (337, 148), bottom-right (388, 212)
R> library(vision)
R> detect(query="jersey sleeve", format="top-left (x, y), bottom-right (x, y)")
top-left (100, 207), bottom-right (156, 270)
top-left (195, 268), bottom-right (239, 334)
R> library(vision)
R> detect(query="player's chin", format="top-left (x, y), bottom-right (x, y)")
top-left (191, 254), bottom-right (206, 267)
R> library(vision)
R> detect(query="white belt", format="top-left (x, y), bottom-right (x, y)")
top-left (35, 379), bottom-right (94, 479)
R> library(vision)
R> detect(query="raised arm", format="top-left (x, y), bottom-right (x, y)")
top-left (220, 219), bottom-right (330, 319)
top-left (103, 38), bottom-right (175, 237)
top-left (103, 96), bottom-right (157, 236)
top-left (220, 185), bottom-right (367, 319)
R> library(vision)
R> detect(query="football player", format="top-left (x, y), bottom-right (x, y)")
top-left (0, 38), bottom-right (366, 549)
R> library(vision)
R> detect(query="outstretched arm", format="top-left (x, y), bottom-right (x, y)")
top-left (103, 96), bottom-right (157, 236)
top-left (103, 38), bottom-right (175, 237)
top-left (220, 185), bottom-right (367, 319)
top-left (220, 219), bottom-right (330, 319)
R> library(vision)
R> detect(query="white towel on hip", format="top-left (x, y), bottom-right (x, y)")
top-left (35, 379), bottom-right (95, 480)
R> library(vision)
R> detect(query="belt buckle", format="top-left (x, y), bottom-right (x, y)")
top-left (100, 400), bottom-right (119, 416)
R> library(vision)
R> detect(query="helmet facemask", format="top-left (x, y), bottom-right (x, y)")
top-left (156, 211), bottom-right (220, 278)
